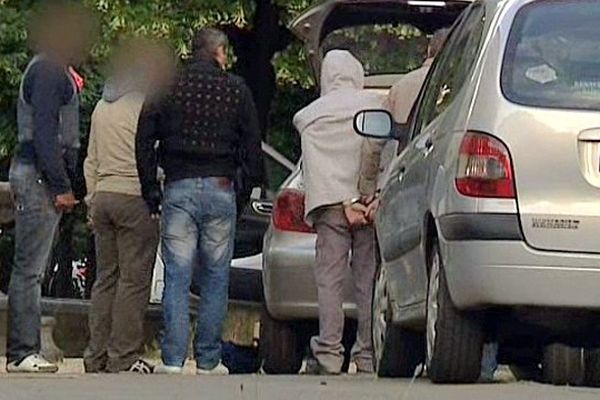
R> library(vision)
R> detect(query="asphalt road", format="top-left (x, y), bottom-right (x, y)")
top-left (1, 374), bottom-right (600, 400)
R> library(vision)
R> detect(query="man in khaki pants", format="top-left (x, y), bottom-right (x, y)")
top-left (83, 40), bottom-right (172, 373)
top-left (294, 50), bottom-right (383, 375)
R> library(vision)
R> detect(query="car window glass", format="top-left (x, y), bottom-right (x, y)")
top-left (502, 1), bottom-right (600, 111)
top-left (411, 4), bottom-right (486, 138)
top-left (393, 17), bottom-right (464, 156)
top-left (322, 24), bottom-right (428, 76)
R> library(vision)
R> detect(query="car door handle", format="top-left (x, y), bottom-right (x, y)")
top-left (424, 137), bottom-right (434, 150)
top-left (418, 138), bottom-right (433, 157)
top-left (251, 200), bottom-right (273, 216)
top-left (396, 167), bottom-right (406, 183)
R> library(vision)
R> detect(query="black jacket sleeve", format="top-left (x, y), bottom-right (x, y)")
top-left (136, 100), bottom-right (163, 214)
top-left (237, 84), bottom-right (264, 188)
top-left (28, 62), bottom-right (72, 196)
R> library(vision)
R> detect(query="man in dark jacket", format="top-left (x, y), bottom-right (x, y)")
top-left (136, 28), bottom-right (263, 375)
top-left (7, 3), bottom-right (93, 373)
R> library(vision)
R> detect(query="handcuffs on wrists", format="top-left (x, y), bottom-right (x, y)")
top-left (342, 197), bottom-right (361, 208)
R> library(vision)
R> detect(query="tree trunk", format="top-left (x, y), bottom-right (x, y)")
top-left (223, 0), bottom-right (293, 137)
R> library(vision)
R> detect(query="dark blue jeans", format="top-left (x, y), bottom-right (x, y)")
top-left (7, 161), bottom-right (61, 363)
top-left (160, 177), bottom-right (236, 369)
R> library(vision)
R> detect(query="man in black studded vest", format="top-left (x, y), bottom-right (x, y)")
top-left (136, 28), bottom-right (263, 375)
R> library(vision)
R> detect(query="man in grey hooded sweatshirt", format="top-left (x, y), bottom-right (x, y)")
top-left (294, 50), bottom-right (383, 374)
top-left (83, 40), bottom-right (172, 374)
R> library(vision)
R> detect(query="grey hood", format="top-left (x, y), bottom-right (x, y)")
top-left (293, 49), bottom-right (383, 223)
top-left (102, 70), bottom-right (147, 103)
top-left (320, 50), bottom-right (364, 96)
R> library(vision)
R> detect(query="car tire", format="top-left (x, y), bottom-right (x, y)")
top-left (542, 343), bottom-right (585, 386)
top-left (372, 264), bottom-right (424, 377)
top-left (585, 348), bottom-right (600, 387)
top-left (260, 308), bottom-right (303, 374)
top-left (426, 239), bottom-right (484, 383)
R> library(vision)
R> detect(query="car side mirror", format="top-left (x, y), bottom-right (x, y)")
top-left (353, 110), bottom-right (393, 139)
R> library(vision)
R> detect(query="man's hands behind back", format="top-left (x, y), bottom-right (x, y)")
top-left (344, 202), bottom-right (369, 227)
top-left (343, 195), bottom-right (380, 227)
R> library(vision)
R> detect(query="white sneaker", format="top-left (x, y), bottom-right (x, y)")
top-left (493, 364), bottom-right (518, 383)
top-left (7, 354), bottom-right (58, 373)
top-left (127, 359), bottom-right (154, 374)
top-left (154, 364), bottom-right (183, 375)
top-left (197, 362), bottom-right (229, 376)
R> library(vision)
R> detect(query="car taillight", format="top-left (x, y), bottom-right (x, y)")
top-left (456, 132), bottom-right (515, 199)
top-left (272, 189), bottom-right (315, 233)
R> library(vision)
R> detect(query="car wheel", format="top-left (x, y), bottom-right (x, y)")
top-left (260, 308), bottom-right (303, 374)
top-left (372, 264), bottom-right (424, 377)
top-left (542, 343), bottom-right (585, 386)
top-left (426, 239), bottom-right (484, 383)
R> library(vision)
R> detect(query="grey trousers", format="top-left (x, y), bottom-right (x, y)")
top-left (84, 192), bottom-right (159, 372)
top-left (311, 207), bottom-right (377, 373)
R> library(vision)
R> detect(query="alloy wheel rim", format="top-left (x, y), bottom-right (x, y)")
top-left (372, 266), bottom-right (388, 369)
top-left (426, 251), bottom-right (441, 369)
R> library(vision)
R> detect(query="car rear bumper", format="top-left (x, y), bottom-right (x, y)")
top-left (262, 228), bottom-right (357, 320)
top-left (440, 237), bottom-right (600, 310)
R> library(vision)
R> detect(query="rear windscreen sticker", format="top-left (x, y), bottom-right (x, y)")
top-left (525, 64), bottom-right (557, 84)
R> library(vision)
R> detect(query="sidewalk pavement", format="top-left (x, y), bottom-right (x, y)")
top-left (1, 370), bottom-right (600, 400)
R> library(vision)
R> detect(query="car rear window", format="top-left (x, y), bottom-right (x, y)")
top-left (502, 0), bottom-right (600, 111)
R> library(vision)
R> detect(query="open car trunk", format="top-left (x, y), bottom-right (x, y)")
top-left (290, 0), bottom-right (473, 86)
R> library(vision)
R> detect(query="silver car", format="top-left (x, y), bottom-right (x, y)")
top-left (354, 0), bottom-right (600, 385)
top-left (261, 0), bottom-right (471, 374)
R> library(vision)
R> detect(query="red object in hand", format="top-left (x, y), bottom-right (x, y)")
top-left (68, 66), bottom-right (85, 93)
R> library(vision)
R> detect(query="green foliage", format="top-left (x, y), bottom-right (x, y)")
top-left (323, 24), bottom-right (427, 76)
top-left (0, 3), bottom-right (29, 157)
top-left (275, 41), bottom-right (314, 88)
top-left (0, 0), bottom-right (318, 160)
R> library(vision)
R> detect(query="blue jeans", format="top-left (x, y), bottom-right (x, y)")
top-left (7, 161), bottom-right (61, 363)
top-left (481, 342), bottom-right (499, 381)
top-left (160, 177), bottom-right (236, 369)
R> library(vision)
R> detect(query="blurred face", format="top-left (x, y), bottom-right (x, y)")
top-left (120, 38), bottom-right (176, 97)
top-left (31, 4), bottom-right (97, 65)
top-left (215, 45), bottom-right (228, 69)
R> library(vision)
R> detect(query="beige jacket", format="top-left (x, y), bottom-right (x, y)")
top-left (293, 50), bottom-right (384, 223)
top-left (358, 58), bottom-right (434, 196)
top-left (84, 91), bottom-right (145, 206)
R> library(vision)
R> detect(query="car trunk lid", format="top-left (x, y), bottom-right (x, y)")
top-left (501, 0), bottom-right (600, 254)
top-left (290, 0), bottom-right (473, 84)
